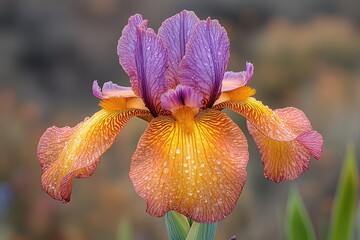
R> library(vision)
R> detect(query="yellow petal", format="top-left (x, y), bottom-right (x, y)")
top-left (247, 107), bottom-right (323, 182)
top-left (215, 87), bottom-right (323, 182)
top-left (38, 97), bottom-right (150, 202)
top-left (130, 108), bottom-right (248, 222)
top-left (214, 86), bottom-right (299, 141)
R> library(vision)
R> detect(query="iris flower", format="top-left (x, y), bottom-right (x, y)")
top-left (37, 10), bottom-right (323, 223)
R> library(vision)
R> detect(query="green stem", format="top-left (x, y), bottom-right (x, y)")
top-left (165, 211), bottom-right (217, 240)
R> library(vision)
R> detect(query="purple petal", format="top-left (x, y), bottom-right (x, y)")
top-left (158, 10), bottom-right (200, 86)
top-left (178, 18), bottom-right (230, 108)
top-left (92, 80), bottom-right (103, 99)
top-left (92, 81), bottom-right (136, 99)
top-left (222, 62), bottom-right (254, 92)
top-left (117, 14), bottom-right (147, 96)
top-left (160, 84), bottom-right (203, 112)
top-left (118, 14), bottom-right (169, 116)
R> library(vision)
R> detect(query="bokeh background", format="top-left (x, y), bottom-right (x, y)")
top-left (1, 0), bottom-right (359, 239)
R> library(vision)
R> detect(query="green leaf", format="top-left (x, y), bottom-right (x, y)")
top-left (116, 217), bottom-right (133, 240)
top-left (329, 144), bottom-right (358, 240)
top-left (185, 222), bottom-right (216, 240)
top-left (165, 211), bottom-right (191, 240)
top-left (358, 206), bottom-right (360, 240)
top-left (286, 187), bottom-right (316, 240)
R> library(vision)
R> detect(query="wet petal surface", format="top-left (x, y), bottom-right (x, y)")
top-left (178, 18), bottom-right (230, 108)
top-left (38, 98), bottom-right (150, 202)
top-left (158, 10), bottom-right (200, 86)
top-left (214, 86), bottom-right (298, 141)
top-left (117, 14), bottom-right (146, 96)
top-left (247, 107), bottom-right (323, 182)
top-left (130, 108), bottom-right (248, 222)
top-left (118, 14), bottom-right (168, 116)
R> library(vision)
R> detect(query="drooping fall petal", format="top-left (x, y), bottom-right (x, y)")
top-left (247, 107), bottom-right (323, 182)
top-left (158, 10), bottom-right (200, 86)
top-left (178, 18), bottom-right (230, 108)
top-left (130, 108), bottom-right (248, 223)
top-left (38, 97), bottom-right (150, 202)
top-left (118, 14), bottom-right (169, 116)
top-left (214, 86), bottom-right (299, 141)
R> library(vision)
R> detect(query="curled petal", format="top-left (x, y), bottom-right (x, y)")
top-left (158, 10), bottom-right (200, 86)
top-left (178, 18), bottom-right (230, 108)
top-left (92, 80), bottom-right (136, 99)
top-left (38, 100), bottom-right (150, 202)
top-left (247, 107), bottom-right (323, 182)
top-left (130, 108), bottom-right (248, 223)
top-left (160, 84), bottom-right (203, 112)
top-left (118, 14), bottom-right (169, 116)
top-left (222, 62), bottom-right (254, 92)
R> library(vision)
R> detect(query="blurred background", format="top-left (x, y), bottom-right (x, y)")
top-left (0, 0), bottom-right (359, 239)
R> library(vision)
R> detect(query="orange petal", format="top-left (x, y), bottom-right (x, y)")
top-left (247, 107), bottom-right (323, 182)
top-left (130, 108), bottom-right (248, 222)
top-left (214, 86), bottom-right (299, 141)
top-left (38, 99), bottom-right (150, 202)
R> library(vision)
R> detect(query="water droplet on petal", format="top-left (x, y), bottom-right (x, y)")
top-left (175, 149), bottom-right (181, 154)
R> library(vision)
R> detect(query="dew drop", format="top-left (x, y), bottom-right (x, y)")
top-left (183, 162), bottom-right (188, 167)
top-left (216, 159), bottom-right (221, 165)
top-left (186, 155), bottom-right (191, 160)
top-left (175, 149), bottom-right (181, 154)
top-left (200, 163), bottom-right (205, 168)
